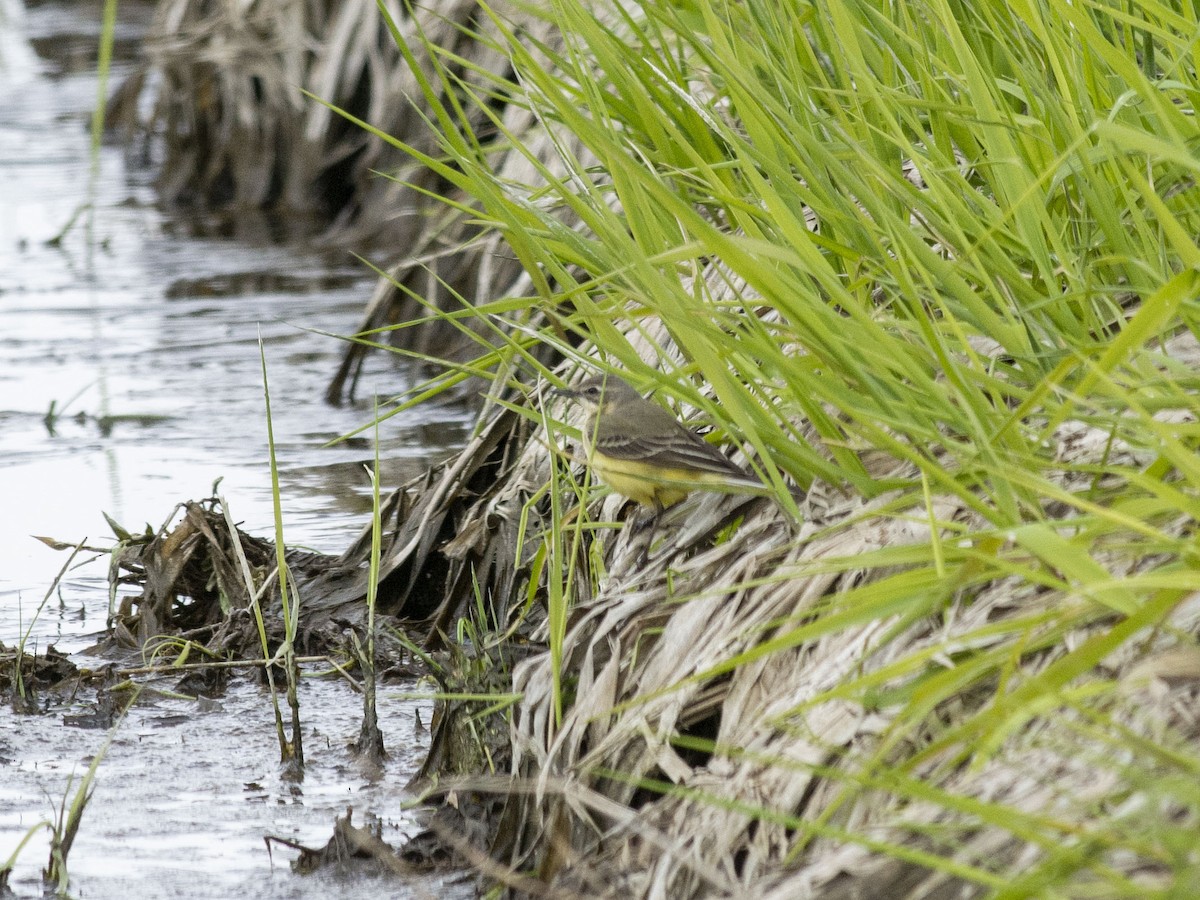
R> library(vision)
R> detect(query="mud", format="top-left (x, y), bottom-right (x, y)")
top-left (0, 672), bottom-right (472, 898)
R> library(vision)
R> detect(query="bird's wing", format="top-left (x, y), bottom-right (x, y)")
top-left (595, 426), bottom-right (751, 479)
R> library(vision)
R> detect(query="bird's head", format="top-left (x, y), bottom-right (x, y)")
top-left (554, 374), bottom-right (640, 414)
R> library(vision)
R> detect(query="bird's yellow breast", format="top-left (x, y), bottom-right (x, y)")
top-left (588, 453), bottom-right (693, 509)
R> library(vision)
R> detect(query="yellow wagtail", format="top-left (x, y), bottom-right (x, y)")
top-left (555, 373), bottom-right (766, 515)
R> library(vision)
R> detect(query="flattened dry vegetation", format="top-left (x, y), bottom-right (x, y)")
top-left (102, 0), bottom-right (1200, 896)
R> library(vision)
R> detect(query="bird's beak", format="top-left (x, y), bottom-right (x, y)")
top-left (551, 384), bottom-right (580, 399)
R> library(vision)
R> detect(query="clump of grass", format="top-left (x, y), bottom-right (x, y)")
top-left (319, 0), bottom-right (1200, 894)
top-left (11, 541), bottom-right (86, 714)
top-left (352, 406), bottom-right (386, 764)
top-left (247, 338), bottom-right (303, 775)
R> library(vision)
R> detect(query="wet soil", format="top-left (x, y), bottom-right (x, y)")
top-left (0, 674), bottom-right (472, 899)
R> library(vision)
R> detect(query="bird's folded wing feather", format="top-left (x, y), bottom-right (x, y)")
top-left (596, 431), bottom-right (750, 478)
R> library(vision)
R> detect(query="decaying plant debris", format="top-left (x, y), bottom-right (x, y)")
top-left (101, 386), bottom-right (528, 653)
top-left (1, 641), bottom-right (79, 710)
top-left (267, 807), bottom-right (419, 877)
top-left (111, 0), bottom-right (508, 229)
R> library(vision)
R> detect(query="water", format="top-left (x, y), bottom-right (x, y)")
top-left (0, 2), bottom-right (472, 895)
top-left (0, 678), bottom-right (471, 899)
top-left (0, 0), bottom-right (473, 640)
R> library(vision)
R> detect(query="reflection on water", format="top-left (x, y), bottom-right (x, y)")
top-left (0, 0), bottom-right (473, 644)
top-left (0, 3), bottom-right (471, 897)
top-left (0, 0), bottom-right (35, 76)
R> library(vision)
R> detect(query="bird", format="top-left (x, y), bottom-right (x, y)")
top-left (554, 373), bottom-right (767, 516)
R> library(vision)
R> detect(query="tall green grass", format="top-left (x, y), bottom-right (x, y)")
top-left (349, 0), bottom-right (1200, 891)
top-left (255, 340), bottom-right (304, 773)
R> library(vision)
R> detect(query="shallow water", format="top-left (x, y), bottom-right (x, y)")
top-left (0, 677), bottom-right (472, 899)
top-left (0, 2), bottom-right (472, 895)
top-left (0, 0), bottom-right (473, 644)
